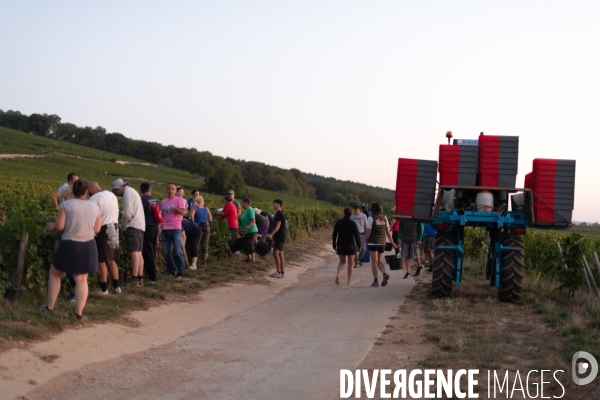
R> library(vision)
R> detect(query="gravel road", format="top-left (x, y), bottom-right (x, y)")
top-left (27, 254), bottom-right (414, 400)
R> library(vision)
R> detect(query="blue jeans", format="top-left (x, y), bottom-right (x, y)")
top-left (161, 229), bottom-right (185, 275)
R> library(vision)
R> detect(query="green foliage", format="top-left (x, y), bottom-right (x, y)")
top-left (461, 227), bottom-right (600, 295)
top-left (462, 227), bottom-right (487, 260)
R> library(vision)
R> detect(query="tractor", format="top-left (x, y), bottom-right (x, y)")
top-left (393, 132), bottom-right (574, 301)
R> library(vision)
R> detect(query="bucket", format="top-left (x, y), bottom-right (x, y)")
top-left (389, 257), bottom-right (402, 270)
top-left (118, 269), bottom-right (125, 283)
top-left (229, 238), bottom-right (244, 253)
top-left (4, 287), bottom-right (25, 302)
top-left (384, 255), bottom-right (397, 264)
top-left (255, 241), bottom-right (271, 257)
top-left (475, 190), bottom-right (494, 212)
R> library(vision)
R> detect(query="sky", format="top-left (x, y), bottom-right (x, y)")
top-left (1, 1), bottom-right (599, 221)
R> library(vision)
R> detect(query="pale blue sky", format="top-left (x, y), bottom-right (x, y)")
top-left (1, 1), bottom-right (599, 220)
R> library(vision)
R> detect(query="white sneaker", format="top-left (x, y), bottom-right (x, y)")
top-left (270, 270), bottom-right (281, 278)
top-left (99, 290), bottom-right (109, 295)
top-left (189, 264), bottom-right (197, 270)
top-left (114, 287), bottom-right (122, 294)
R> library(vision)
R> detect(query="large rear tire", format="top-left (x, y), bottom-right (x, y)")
top-left (498, 235), bottom-right (524, 302)
top-left (432, 232), bottom-right (455, 298)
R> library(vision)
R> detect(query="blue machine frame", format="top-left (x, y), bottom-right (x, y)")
top-left (430, 210), bottom-right (526, 288)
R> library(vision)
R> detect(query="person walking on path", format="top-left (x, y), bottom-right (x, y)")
top-left (218, 194), bottom-right (239, 242)
top-left (140, 182), bottom-right (161, 283)
top-left (88, 181), bottom-right (121, 294)
top-left (42, 179), bottom-right (101, 319)
top-left (51, 172), bottom-right (78, 210)
top-left (360, 204), bottom-right (371, 264)
top-left (189, 194), bottom-right (212, 263)
top-left (112, 179), bottom-right (146, 286)
top-left (240, 197), bottom-right (258, 263)
top-left (350, 205), bottom-right (368, 267)
top-left (400, 219), bottom-right (424, 278)
top-left (181, 218), bottom-right (202, 270)
top-left (359, 203), bottom-right (398, 287)
top-left (161, 183), bottom-right (188, 277)
top-left (422, 223), bottom-right (437, 273)
top-left (267, 199), bottom-right (287, 278)
top-left (332, 207), bottom-right (361, 285)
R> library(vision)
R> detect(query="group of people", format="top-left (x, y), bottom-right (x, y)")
top-left (41, 173), bottom-right (288, 319)
top-left (217, 192), bottom-right (288, 277)
top-left (332, 202), bottom-right (437, 286)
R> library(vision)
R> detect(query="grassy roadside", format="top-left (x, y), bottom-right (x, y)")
top-left (0, 229), bottom-right (331, 354)
top-left (356, 258), bottom-right (600, 398)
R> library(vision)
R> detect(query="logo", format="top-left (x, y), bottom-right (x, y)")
top-left (572, 351), bottom-right (598, 385)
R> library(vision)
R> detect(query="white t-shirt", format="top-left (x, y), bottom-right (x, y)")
top-left (89, 190), bottom-right (119, 226)
top-left (122, 186), bottom-right (146, 232)
top-left (57, 182), bottom-right (68, 203)
top-left (366, 216), bottom-right (390, 230)
top-left (60, 199), bottom-right (100, 242)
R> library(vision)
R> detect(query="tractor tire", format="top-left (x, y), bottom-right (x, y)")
top-left (431, 232), bottom-right (454, 298)
top-left (498, 235), bottom-right (525, 302)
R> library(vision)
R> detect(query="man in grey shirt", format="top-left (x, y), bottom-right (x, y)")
top-left (350, 205), bottom-right (368, 267)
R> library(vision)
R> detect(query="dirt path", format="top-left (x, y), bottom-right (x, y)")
top-left (1, 254), bottom-right (325, 400)
top-left (16, 251), bottom-right (417, 400)
top-left (0, 154), bottom-right (46, 159)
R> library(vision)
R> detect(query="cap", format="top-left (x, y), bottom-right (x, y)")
top-left (362, 203), bottom-right (369, 208)
top-left (140, 182), bottom-right (151, 193)
top-left (111, 178), bottom-right (129, 190)
top-left (227, 190), bottom-right (235, 195)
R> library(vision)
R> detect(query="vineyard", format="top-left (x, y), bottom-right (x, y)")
top-left (462, 226), bottom-right (600, 295)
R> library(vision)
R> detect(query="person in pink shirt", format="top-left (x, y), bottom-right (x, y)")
top-left (160, 183), bottom-right (187, 277)
top-left (218, 194), bottom-right (239, 241)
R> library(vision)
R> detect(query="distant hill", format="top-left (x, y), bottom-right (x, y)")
top-left (0, 126), bottom-right (335, 210)
top-left (0, 109), bottom-right (395, 208)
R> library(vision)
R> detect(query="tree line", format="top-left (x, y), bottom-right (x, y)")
top-left (0, 109), bottom-right (394, 206)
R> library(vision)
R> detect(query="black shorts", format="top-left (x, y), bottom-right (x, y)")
top-left (95, 224), bottom-right (120, 263)
top-left (273, 241), bottom-right (285, 251)
top-left (125, 227), bottom-right (144, 252)
top-left (336, 245), bottom-right (357, 256)
top-left (367, 244), bottom-right (385, 253)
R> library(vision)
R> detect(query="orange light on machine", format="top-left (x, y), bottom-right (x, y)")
top-left (446, 131), bottom-right (453, 144)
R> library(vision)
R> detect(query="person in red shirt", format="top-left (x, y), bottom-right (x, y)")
top-left (218, 194), bottom-right (239, 241)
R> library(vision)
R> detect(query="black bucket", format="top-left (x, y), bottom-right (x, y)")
top-left (389, 257), bottom-right (402, 270)
top-left (118, 269), bottom-right (126, 283)
top-left (230, 238), bottom-right (244, 253)
top-left (4, 287), bottom-right (25, 302)
top-left (256, 241), bottom-right (271, 257)
top-left (384, 255), bottom-right (397, 264)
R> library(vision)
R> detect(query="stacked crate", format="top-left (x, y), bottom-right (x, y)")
top-left (395, 158), bottom-right (438, 218)
top-left (478, 134), bottom-right (519, 187)
top-left (438, 144), bottom-right (478, 186)
top-left (524, 159), bottom-right (575, 223)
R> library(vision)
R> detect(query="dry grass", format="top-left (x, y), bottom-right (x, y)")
top-left (419, 258), bottom-right (600, 397)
